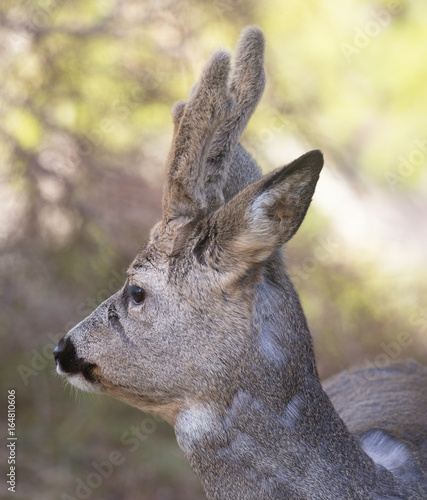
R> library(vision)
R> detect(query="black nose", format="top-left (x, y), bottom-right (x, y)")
top-left (54, 336), bottom-right (98, 382)
top-left (53, 337), bottom-right (65, 363)
top-left (54, 337), bottom-right (80, 374)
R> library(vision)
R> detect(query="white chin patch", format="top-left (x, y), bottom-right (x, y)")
top-left (56, 364), bottom-right (66, 375)
top-left (64, 373), bottom-right (102, 394)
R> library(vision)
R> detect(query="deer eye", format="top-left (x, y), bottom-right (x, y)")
top-left (130, 285), bottom-right (145, 305)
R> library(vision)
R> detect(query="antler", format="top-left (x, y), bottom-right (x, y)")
top-left (162, 50), bottom-right (233, 222)
top-left (205, 26), bottom-right (265, 209)
top-left (162, 26), bottom-right (265, 223)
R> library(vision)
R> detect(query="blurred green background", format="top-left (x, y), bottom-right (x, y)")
top-left (1, 0), bottom-right (426, 499)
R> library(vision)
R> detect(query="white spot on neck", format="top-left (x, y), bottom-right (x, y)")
top-left (255, 279), bottom-right (287, 367)
top-left (175, 405), bottom-right (218, 453)
top-left (360, 429), bottom-right (413, 474)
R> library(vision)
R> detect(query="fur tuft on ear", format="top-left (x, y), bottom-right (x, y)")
top-left (194, 150), bottom-right (323, 272)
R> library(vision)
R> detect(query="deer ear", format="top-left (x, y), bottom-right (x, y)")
top-left (197, 150), bottom-right (323, 271)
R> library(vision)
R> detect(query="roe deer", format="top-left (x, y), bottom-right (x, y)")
top-left (54, 27), bottom-right (427, 499)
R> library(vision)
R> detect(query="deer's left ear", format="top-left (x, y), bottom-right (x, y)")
top-left (194, 150), bottom-right (323, 271)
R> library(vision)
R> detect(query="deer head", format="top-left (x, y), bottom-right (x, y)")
top-left (54, 26), bottom-right (323, 426)
top-left (54, 27), bottom-right (427, 500)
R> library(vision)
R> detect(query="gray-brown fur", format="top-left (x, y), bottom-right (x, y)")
top-left (54, 26), bottom-right (427, 499)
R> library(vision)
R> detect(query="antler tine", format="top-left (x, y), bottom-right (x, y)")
top-left (162, 50), bottom-right (233, 223)
top-left (205, 26), bottom-right (266, 209)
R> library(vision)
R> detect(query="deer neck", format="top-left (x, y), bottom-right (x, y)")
top-left (175, 260), bottom-right (393, 500)
top-left (175, 383), bottom-right (385, 500)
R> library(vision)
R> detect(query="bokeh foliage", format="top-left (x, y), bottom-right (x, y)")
top-left (1, 1), bottom-right (426, 498)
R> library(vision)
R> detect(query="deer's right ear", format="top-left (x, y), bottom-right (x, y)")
top-left (196, 150), bottom-right (323, 272)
